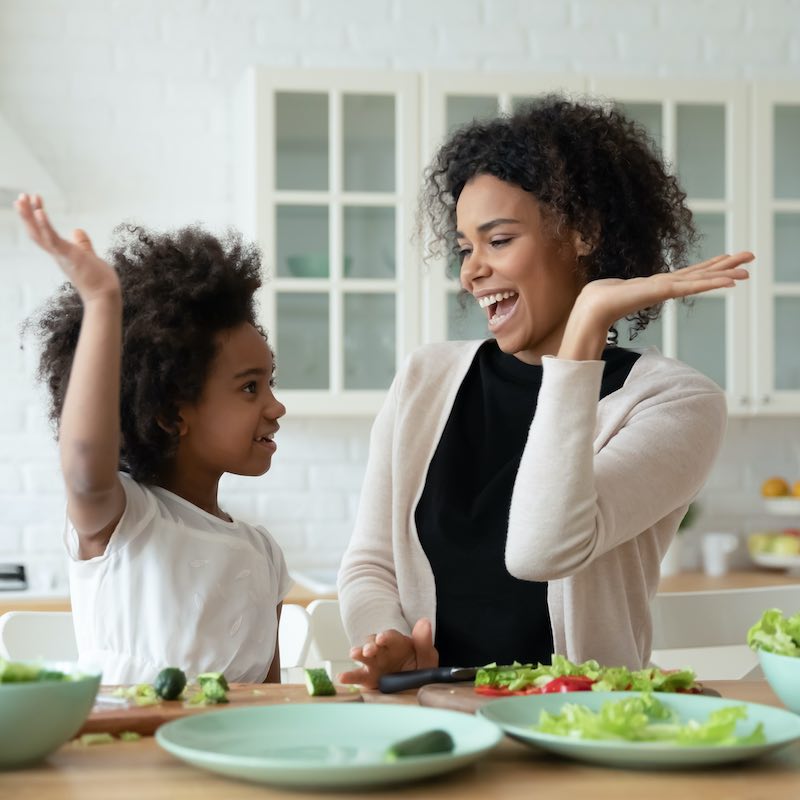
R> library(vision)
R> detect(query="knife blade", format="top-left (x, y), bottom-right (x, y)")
top-left (378, 666), bottom-right (479, 694)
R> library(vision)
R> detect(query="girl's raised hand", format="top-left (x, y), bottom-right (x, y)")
top-left (14, 193), bottom-right (120, 303)
top-left (560, 251), bottom-right (754, 360)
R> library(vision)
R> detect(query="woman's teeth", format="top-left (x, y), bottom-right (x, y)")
top-left (477, 290), bottom-right (517, 309)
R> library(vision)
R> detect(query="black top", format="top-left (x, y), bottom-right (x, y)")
top-left (415, 341), bottom-right (641, 667)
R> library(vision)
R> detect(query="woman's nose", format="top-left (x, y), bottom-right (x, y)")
top-left (460, 249), bottom-right (491, 292)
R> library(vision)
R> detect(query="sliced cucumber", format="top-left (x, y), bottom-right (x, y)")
top-left (153, 667), bottom-right (187, 700)
top-left (304, 668), bottom-right (336, 696)
top-left (385, 729), bottom-right (455, 760)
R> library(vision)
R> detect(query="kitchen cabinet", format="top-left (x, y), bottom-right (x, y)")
top-left (238, 69), bottom-right (800, 416)
top-left (752, 83), bottom-right (800, 414)
top-left (235, 68), bottom-right (421, 415)
top-left (591, 78), bottom-right (751, 414)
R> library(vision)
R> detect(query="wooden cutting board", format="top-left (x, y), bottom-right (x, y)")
top-left (79, 683), bottom-right (361, 737)
top-left (417, 683), bottom-right (723, 714)
top-left (417, 683), bottom-right (489, 714)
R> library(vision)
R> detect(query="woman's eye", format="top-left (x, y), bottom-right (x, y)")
top-left (457, 248), bottom-right (472, 262)
top-left (490, 237), bottom-right (511, 248)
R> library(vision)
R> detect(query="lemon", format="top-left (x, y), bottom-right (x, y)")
top-left (762, 477), bottom-right (790, 497)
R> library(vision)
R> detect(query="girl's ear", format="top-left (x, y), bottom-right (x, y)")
top-left (156, 413), bottom-right (188, 437)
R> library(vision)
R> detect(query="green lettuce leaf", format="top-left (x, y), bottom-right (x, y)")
top-left (747, 609), bottom-right (800, 657)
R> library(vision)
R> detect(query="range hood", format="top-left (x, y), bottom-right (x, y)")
top-left (0, 112), bottom-right (64, 209)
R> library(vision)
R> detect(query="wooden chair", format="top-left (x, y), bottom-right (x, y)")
top-left (650, 584), bottom-right (800, 680)
top-left (0, 611), bottom-right (78, 662)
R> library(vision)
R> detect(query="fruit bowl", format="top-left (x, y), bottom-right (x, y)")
top-left (748, 531), bottom-right (800, 571)
top-left (762, 497), bottom-right (800, 516)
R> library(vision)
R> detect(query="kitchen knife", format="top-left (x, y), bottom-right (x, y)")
top-left (378, 666), bottom-right (479, 694)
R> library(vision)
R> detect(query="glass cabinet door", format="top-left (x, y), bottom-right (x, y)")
top-left (422, 73), bottom-right (585, 346)
top-left (594, 80), bottom-right (750, 414)
top-left (752, 87), bottom-right (800, 413)
top-left (237, 69), bottom-right (419, 414)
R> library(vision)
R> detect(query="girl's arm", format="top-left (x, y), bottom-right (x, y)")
top-left (265, 603), bottom-right (282, 683)
top-left (16, 195), bottom-right (125, 559)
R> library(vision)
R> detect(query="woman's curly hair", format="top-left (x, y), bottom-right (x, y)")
top-left (27, 224), bottom-right (265, 483)
top-left (420, 94), bottom-right (698, 334)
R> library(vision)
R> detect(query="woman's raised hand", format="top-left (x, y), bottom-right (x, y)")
top-left (14, 193), bottom-right (120, 303)
top-left (559, 251), bottom-right (754, 361)
top-left (337, 618), bottom-right (439, 689)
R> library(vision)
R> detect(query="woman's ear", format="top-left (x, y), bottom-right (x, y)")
top-left (573, 231), bottom-right (594, 257)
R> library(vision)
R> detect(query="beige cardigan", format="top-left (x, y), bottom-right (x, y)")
top-left (338, 341), bottom-right (727, 668)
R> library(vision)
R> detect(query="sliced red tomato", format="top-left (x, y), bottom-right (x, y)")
top-left (539, 675), bottom-right (596, 693)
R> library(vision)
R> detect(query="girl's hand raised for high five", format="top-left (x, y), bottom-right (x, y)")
top-left (558, 251), bottom-right (754, 361)
top-left (14, 194), bottom-right (120, 303)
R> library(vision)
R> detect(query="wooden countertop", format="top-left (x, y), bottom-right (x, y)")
top-left (658, 570), bottom-right (800, 593)
top-left (5, 681), bottom-right (797, 800)
top-left (0, 582), bottom-right (335, 615)
top-left (4, 570), bottom-right (798, 616)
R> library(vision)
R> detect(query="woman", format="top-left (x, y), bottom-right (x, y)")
top-left (337, 95), bottom-right (752, 687)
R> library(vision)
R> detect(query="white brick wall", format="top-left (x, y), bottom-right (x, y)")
top-left (1, 0), bottom-right (800, 590)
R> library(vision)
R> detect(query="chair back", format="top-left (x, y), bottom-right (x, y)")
top-left (649, 585), bottom-right (800, 680)
top-left (0, 611), bottom-right (79, 662)
top-left (305, 599), bottom-right (357, 677)
top-left (278, 603), bottom-right (312, 676)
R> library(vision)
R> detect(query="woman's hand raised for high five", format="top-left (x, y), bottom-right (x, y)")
top-left (14, 193), bottom-right (120, 303)
top-left (558, 251), bottom-right (754, 361)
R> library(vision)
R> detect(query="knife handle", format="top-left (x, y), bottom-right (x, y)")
top-left (378, 668), bottom-right (446, 694)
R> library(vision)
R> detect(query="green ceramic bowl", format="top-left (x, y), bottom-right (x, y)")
top-left (0, 661), bottom-right (101, 769)
top-left (759, 649), bottom-right (800, 714)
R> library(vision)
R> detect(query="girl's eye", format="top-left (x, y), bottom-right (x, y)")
top-left (243, 381), bottom-right (258, 394)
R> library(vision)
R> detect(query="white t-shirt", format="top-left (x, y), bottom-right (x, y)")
top-left (65, 473), bottom-right (291, 684)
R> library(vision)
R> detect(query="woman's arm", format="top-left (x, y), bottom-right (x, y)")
top-left (336, 365), bottom-right (438, 687)
top-left (504, 252), bottom-right (752, 581)
top-left (505, 358), bottom-right (726, 580)
top-left (16, 195), bottom-right (125, 558)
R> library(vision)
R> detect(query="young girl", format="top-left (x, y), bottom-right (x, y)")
top-left (337, 96), bottom-right (754, 687)
top-left (16, 194), bottom-right (290, 684)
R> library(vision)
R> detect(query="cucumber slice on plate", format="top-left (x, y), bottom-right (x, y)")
top-left (386, 729), bottom-right (455, 760)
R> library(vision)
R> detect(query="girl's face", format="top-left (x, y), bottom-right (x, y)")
top-left (456, 174), bottom-right (586, 364)
top-left (177, 322), bottom-right (286, 480)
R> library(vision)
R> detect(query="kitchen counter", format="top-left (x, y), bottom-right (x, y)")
top-left (4, 680), bottom-right (797, 800)
top-left (4, 570), bottom-right (797, 617)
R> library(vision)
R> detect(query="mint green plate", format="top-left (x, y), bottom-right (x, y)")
top-left (478, 691), bottom-right (800, 769)
top-left (156, 703), bottom-right (502, 788)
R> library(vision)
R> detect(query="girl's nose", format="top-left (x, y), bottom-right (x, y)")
top-left (265, 393), bottom-right (286, 420)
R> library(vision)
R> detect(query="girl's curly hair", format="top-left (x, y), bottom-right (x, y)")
top-left (27, 224), bottom-right (264, 483)
top-left (420, 94), bottom-right (698, 334)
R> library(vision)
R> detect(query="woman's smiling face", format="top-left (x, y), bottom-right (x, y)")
top-left (456, 173), bottom-right (586, 364)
